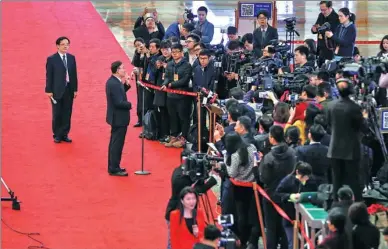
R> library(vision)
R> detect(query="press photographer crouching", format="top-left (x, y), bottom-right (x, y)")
top-left (193, 224), bottom-right (221, 249)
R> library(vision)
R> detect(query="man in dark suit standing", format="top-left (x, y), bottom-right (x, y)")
top-left (327, 78), bottom-right (367, 201)
top-left (106, 61), bottom-right (132, 177)
top-left (253, 10), bottom-right (278, 58)
top-left (45, 37), bottom-right (78, 143)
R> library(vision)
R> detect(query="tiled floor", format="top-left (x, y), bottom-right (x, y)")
top-left (92, 1), bottom-right (388, 59)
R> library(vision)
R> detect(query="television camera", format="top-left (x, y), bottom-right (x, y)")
top-left (182, 153), bottom-right (224, 182)
top-left (284, 17), bottom-right (297, 31)
top-left (183, 8), bottom-right (197, 23)
top-left (218, 214), bottom-right (237, 249)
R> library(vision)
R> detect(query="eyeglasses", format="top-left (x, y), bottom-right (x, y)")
top-left (185, 40), bottom-right (194, 43)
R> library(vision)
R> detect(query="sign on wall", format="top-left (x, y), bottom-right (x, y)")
top-left (238, 2), bottom-right (273, 18)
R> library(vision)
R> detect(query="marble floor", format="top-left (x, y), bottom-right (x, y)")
top-left (92, 1), bottom-right (388, 59)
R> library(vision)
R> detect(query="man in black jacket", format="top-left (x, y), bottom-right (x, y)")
top-left (105, 61), bottom-right (131, 177)
top-left (259, 125), bottom-right (296, 249)
top-left (327, 78), bottom-right (367, 201)
top-left (161, 44), bottom-right (193, 148)
top-left (253, 10), bottom-right (278, 58)
top-left (296, 124), bottom-right (330, 185)
top-left (311, 1), bottom-right (340, 67)
top-left (45, 36), bottom-right (78, 143)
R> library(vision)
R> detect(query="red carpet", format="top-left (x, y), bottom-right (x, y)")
top-left (1, 2), bottom-right (188, 248)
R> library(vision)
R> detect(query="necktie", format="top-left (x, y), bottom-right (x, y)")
top-left (62, 55), bottom-right (69, 83)
top-left (261, 29), bottom-right (266, 47)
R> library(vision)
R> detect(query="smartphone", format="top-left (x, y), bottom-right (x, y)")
top-left (254, 152), bottom-right (260, 161)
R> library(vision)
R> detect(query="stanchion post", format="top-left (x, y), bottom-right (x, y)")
top-left (253, 182), bottom-right (267, 249)
top-left (293, 220), bottom-right (298, 249)
top-left (197, 93), bottom-right (201, 152)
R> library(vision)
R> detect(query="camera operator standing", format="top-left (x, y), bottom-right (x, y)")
top-left (194, 6), bottom-right (214, 45)
top-left (311, 1), bottom-right (340, 67)
top-left (327, 78), bottom-right (367, 202)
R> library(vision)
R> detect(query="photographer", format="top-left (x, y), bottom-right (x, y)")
top-left (163, 16), bottom-right (186, 40)
top-left (184, 34), bottom-right (201, 66)
top-left (223, 132), bottom-right (257, 247)
top-left (133, 9), bottom-right (165, 45)
top-left (192, 49), bottom-right (216, 128)
top-left (162, 44), bottom-right (192, 148)
top-left (194, 6), bottom-right (214, 45)
top-left (311, 1), bottom-right (340, 67)
top-left (325, 7), bottom-right (356, 59)
top-left (154, 40), bottom-right (173, 143)
top-left (294, 46), bottom-right (315, 71)
top-left (193, 225), bottom-right (221, 249)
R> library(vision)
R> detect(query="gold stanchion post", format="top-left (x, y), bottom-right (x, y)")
top-left (253, 182), bottom-right (267, 249)
top-left (197, 94), bottom-right (201, 152)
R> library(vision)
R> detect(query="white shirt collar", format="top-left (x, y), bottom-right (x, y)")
top-left (113, 75), bottom-right (122, 82)
top-left (58, 52), bottom-right (66, 58)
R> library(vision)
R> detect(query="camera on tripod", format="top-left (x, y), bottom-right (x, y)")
top-left (284, 17), bottom-right (297, 31)
top-left (218, 214), bottom-right (237, 249)
top-left (183, 8), bottom-right (197, 23)
top-left (182, 153), bottom-right (224, 182)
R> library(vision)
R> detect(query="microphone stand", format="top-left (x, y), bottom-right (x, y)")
top-left (135, 76), bottom-right (151, 176)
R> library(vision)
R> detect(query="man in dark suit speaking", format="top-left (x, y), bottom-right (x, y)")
top-left (45, 36), bottom-right (78, 143)
top-left (327, 78), bottom-right (367, 201)
top-left (106, 61), bottom-right (132, 177)
top-left (253, 10), bottom-right (278, 58)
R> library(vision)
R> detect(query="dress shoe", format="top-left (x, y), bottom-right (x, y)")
top-left (133, 122), bottom-right (142, 128)
top-left (108, 171), bottom-right (128, 176)
top-left (62, 136), bottom-right (72, 143)
top-left (54, 137), bottom-right (61, 143)
top-left (120, 168), bottom-right (126, 172)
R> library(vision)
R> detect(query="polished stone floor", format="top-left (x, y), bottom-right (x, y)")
top-left (92, 1), bottom-right (388, 59)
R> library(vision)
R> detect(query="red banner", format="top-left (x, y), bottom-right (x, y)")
top-left (139, 81), bottom-right (198, 97)
top-left (229, 178), bottom-right (315, 249)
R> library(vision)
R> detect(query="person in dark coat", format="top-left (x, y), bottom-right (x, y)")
top-left (45, 36), bottom-right (78, 143)
top-left (327, 78), bottom-right (367, 201)
top-left (253, 10), bottom-right (278, 58)
top-left (133, 11), bottom-right (165, 45)
top-left (317, 207), bottom-right (350, 249)
top-left (105, 61), bottom-right (131, 176)
top-left (276, 161), bottom-right (318, 249)
top-left (348, 202), bottom-right (380, 249)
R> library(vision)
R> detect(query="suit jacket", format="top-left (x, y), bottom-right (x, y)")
top-left (170, 209), bottom-right (206, 249)
top-left (327, 97), bottom-right (365, 160)
top-left (105, 75), bottom-right (131, 127)
top-left (296, 143), bottom-right (330, 184)
top-left (45, 52), bottom-right (78, 99)
top-left (253, 25), bottom-right (278, 58)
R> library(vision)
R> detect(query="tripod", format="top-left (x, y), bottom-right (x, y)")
top-left (199, 191), bottom-right (216, 224)
top-left (1, 177), bottom-right (20, 210)
top-left (285, 28), bottom-right (300, 67)
top-left (134, 78), bottom-right (151, 176)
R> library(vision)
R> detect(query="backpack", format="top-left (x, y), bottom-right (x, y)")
top-left (142, 110), bottom-right (158, 140)
top-left (187, 124), bottom-right (209, 152)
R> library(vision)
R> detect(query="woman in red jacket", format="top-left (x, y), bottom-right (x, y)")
top-left (169, 187), bottom-right (206, 249)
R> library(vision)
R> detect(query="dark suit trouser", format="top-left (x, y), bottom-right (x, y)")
top-left (166, 97), bottom-right (192, 138)
top-left (331, 158), bottom-right (362, 201)
top-left (263, 198), bottom-right (288, 249)
top-left (52, 86), bottom-right (73, 138)
top-left (108, 126), bottom-right (128, 172)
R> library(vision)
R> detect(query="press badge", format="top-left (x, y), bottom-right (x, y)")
top-left (162, 73), bottom-right (165, 80)
top-left (174, 74), bottom-right (179, 81)
top-left (145, 73), bottom-right (149, 81)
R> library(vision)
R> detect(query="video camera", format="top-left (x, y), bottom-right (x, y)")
top-left (317, 22), bottom-right (331, 33)
top-left (183, 8), bottom-right (197, 23)
top-left (182, 153), bottom-right (224, 182)
top-left (284, 17), bottom-right (297, 31)
top-left (218, 214), bottom-right (237, 249)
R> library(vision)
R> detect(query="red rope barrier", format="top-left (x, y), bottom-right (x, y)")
top-left (139, 81), bottom-right (198, 97)
top-left (229, 178), bottom-right (315, 249)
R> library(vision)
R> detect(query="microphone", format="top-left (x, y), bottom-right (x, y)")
top-left (192, 209), bottom-right (197, 225)
top-left (50, 96), bottom-right (57, 104)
